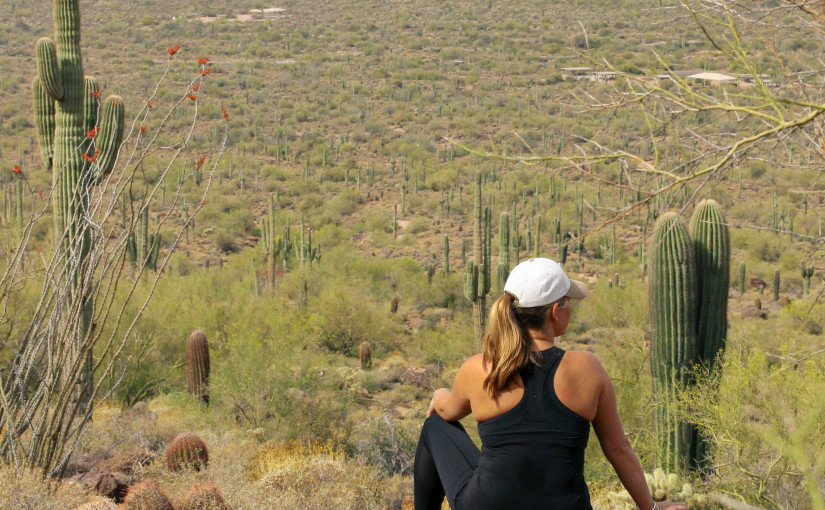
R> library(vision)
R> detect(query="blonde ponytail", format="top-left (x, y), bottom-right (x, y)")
top-left (481, 292), bottom-right (542, 397)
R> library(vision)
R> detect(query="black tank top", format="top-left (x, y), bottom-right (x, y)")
top-left (456, 346), bottom-right (592, 510)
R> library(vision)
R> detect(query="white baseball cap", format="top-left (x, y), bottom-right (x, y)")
top-left (503, 258), bottom-right (588, 308)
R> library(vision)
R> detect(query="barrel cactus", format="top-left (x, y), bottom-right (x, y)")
top-left (166, 432), bottom-right (209, 472)
top-left (187, 330), bottom-right (210, 404)
top-left (76, 498), bottom-right (118, 510)
top-left (123, 480), bottom-right (174, 510)
top-left (178, 482), bottom-right (230, 510)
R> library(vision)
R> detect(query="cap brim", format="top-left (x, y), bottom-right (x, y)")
top-left (566, 279), bottom-right (588, 299)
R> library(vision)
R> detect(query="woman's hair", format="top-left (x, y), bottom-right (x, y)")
top-left (481, 292), bottom-right (563, 397)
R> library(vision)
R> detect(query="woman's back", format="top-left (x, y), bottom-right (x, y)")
top-left (455, 346), bottom-right (592, 510)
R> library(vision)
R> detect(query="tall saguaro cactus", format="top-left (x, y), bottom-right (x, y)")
top-left (649, 201), bottom-right (730, 474)
top-left (464, 172), bottom-right (490, 344)
top-left (649, 212), bottom-right (698, 474)
top-left (689, 200), bottom-right (730, 367)
top-left (496, 212), bottom-right (510, 286)
top-left (33, 0), bottom-right (125, 411)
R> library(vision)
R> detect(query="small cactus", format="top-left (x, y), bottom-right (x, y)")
top-left (607, 468), bottom-right (708, 509)
top-left (359, 341), bottom-right (372, 370)
top-left (390, 296), bottom-right (398, 314)
top-left (166, 432), bottom-right (209, 472)
top-left (178, 482), bottom-right (229, 510)
top-left (123, 480), bottom-right (174, 510)
top-left (186, 330), bottom-right (210, 405)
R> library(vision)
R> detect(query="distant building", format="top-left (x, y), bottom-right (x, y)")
top-left (686, 72), bottom-right (737, 86)
top-left (561, 67), bottom-right (593, 80)
top-left (593, 71), bottom-right (618, 82)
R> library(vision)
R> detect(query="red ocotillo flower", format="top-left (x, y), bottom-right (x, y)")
top-left (140, 127), bottom-right (147, 134)
top-left (187, 93), bottom-right (198, 101)
top-left (192, 83), bottom-right (201, 92)
top-left (197, 57), bottom-right (209, 65)
top-left (86, 126), bottom-right (99, 138)
top-left (222, 106), bottom-right (229, 120)
top-left (91, 88), bottom-right (103, 98)
top-left (82, 148), bottom-right (101, 163)
top-left (195, 154), bottom-right (207, 169)
top-left (200, 68), bottom-right (212, 77)
top-left (201, 199), bottom-right (206, 206)
top-left (168, 45), bottom-right (181, 56)
top-left (147, 101), bottom-right (153, 108)
top-left (38, 189), bottom-right (43, 199)
top-left (12, 165), bottom-right (22, 174)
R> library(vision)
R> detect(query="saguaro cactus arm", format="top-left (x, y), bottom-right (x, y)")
top-left (93, 95), bottom-right (125, 180)
top-left (33, 77), bottom-right (56, 169)
top-left (35, 37), bottom-right (64, 101)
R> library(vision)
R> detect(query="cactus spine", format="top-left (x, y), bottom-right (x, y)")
top-left (463, 172), bottom-right (491, 344)
top-left (186, 330), bottom-right (210, 405)
top-left (649, 212), bottom-right (698, 474)
top-left (33, 0), bottom-right (126, 412)
top-left (497, 212), bottom-right (510, 287)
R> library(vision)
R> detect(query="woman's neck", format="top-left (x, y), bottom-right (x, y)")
top-left (528, 329), bottom-right (555, 351)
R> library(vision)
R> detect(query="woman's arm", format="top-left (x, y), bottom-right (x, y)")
top-left (426, 355), bottom-right (476, 421)
top-left (590, 358), bottom-right (686, 510)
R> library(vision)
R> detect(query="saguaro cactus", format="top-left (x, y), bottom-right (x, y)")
top-left (649, 212), bottom-right (698, 474)
top-left (33, 0), bottom-right (126, 412)
top-left (186, 330), bottom-right (210, 405)
top-left (689, 199), bottom-right (730, 368)
top-left (496, 212), bottom-right (510, 286)
top-left (443, 234), bottom-right (450, 274)
top-left (650, 201), bottom-right (730, 474)
top-left (688, 199), bottom-right (730, 470)
top-left (464, 172), bottom-right (491, 344)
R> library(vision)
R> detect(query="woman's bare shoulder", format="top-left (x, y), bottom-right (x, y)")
top-left (560, 350), bottom-right (609, 382)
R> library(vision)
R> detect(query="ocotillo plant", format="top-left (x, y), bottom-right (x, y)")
top-left (496, 212), bottom-right (510, 287)
top-left (3, 0), bottom-right (224, 477)
top-left (649, 212), bottom-right (698, 474)
top-left (464, 172), bottom-right (491, 344)
top-left (33, 0), bottom-right (125, 414)
top-left (186, 330), bottom-right (210, 405)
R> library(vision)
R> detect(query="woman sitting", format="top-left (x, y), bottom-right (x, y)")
top-left (414, 258), bottom-right (686, 510)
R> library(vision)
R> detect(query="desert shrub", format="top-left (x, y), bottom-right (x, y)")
top-left (350, 415), bottom-right (419, 475)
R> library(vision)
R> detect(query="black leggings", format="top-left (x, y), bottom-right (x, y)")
top-left (413, 414), bottom-right (481, 510)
